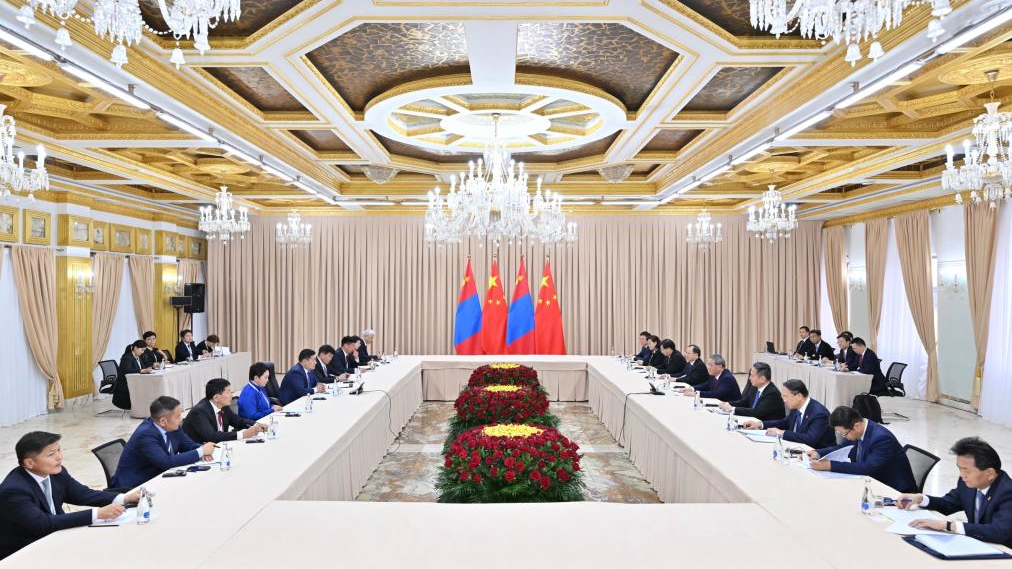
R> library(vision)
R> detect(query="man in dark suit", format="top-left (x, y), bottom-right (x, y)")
top-left (743, 379), bottom-right (835, 448)
top-left (139, 331), bottom-right (169, 368)
top-left (656, 339), bottom-right (687, 377)
top-left (851, 337), bottom-right (888, 395)
top-left (359, 329), bottom-right (380, 362)
top-left (836, 331), bottom-right (860, 370)
top-left (682, 354), bottom-right (741, 402)
top-left (633, 331), bottom-right (651, 363)
top-left (175, 329), bottom-right (198, 362)
top-left (720, 362), bottom-right (785, 421)
top-left (112, 396), bottom-right (215, 489)
top-left (808, 406), bottom-right (917, 493)
top-left (804, 329), bottom-right (836, 361)
top-left (674, 344), bottom-right (709, 387)
top-left (279, 348), bottom-right (327, 405)
top-left (182, 378), bottom-right (266, 443)
top-left (0, 432), bottom-right (141, 559)
top-left (795, 326), bottom-right (814, 357)
top-left (899, 437), bottom-right (1012, 547)
top-left (314, 344), bottom-right (338, 384)
top-left (113, 340), bottom-right (151, 410)
top-left (195, 334), bottom-right (219, 358)
top-left (328, 337), bottom-right (357, 379)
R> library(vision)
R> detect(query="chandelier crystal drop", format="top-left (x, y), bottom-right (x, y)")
top-left (424, 114), bottom-right (577, 246)
top-left (746, 183), bottom-right (798, 241)
top-left (686, 209), bottom-right (723, 248)
top-left (199, 185), bottom-right (249, 243)
top-left (275, 209), bottom-right (312, 248)
top-left (749, 0), bottom-right (950, 65)
top-left (0, 105), bottom-right (49, 203)
top-left (158, 0), bottom-right (241, 55)
top-left (92, 0), bottom-right (144, 68)
top-left (945, 71), bottom-right (1012, 209)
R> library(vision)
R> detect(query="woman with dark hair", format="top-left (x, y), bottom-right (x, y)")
top-left (112, 340), bottom-right (152, 410)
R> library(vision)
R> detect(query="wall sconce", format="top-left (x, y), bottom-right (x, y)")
top-left (848, 268), bottom-right (866, 293)
top-left (939, 272), bottom-right (964, 293)
top-left (74, 269), bottom-right (94, 295)
top-left (164, 274), bottom-right (183, 295)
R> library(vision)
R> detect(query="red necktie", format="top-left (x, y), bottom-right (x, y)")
top-left (216, 410), bottom-right (224, 432)
top-left (858, 354), bottom-right (864, 368)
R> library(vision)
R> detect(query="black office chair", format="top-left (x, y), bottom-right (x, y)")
top-left (91, 439), bottom-right (128, 492)
top-left (904, 444), bottom-right (941, 493)
top-left (263, 361), bottom-right (282, 406)
top-left (97, 360), bottom-right (118, 395)
top-left (886, 362), bottom-right (908, 397)
top-left (230, 395), bottom-right (239, 416)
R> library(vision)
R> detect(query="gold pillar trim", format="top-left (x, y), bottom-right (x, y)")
top-left (56, 255), bottom-right (94, 399)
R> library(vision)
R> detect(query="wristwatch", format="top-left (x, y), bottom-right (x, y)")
top-left (946, 521), bottom-right (952, 532)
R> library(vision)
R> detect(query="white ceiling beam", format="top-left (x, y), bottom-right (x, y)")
top-left (464, 21), bottom-right (518, 88)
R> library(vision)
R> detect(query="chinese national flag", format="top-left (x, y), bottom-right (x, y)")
top-left (535, 258), bottom-right (566, 354)
top-left (481, 259), bottom-right (508, 355)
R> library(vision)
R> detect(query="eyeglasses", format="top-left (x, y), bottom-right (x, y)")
top-left (836, 427), bottom-right (854, 438)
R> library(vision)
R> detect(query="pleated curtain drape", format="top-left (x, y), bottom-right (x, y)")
top-left (177, 259), bottom-right (202, 332)
top-left (10, 245), bottom-right (64, 409)
top-left (128, 256), bottom-right (154, 334)
top-left (964, 202), bottom-right (1000, 409)
top-left (894, 211), bottom-right (940, 402)
top-left (91, 253), bottom-right (124, 393)
top-left (822, 226), bottom-right (849, 333)
top-left (208, 215), bottom-right (822, 372)
top-left (864, 219), bottom-right (888, 352)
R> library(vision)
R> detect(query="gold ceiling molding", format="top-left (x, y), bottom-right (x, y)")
top-left (191, 67), bottom-right (319, 123)
top-left (42, 181), bottom-right (201, 223)
top-left (362, 73), bottom-right (474, 115)
top-left (820, 191), bottom-right (956, 227)
top-left (647, 0), bottom-right (823, 51)
top-left (514, 73), bottom-right (628, 114)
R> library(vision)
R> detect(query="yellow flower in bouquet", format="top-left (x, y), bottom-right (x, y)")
top-left (484, 385), bottom-right (522, 393)
top-left (482, 424), bottom-right (544, 438)
top-left (489, 363), bottom-right (521, 370)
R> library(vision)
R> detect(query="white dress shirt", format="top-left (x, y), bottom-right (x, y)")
top-left (210, 400), bottom-right (244, 440)
top-left (916, 484), bottom-right (990, 535)
top-left (25, 469), bottom-right (124, 523)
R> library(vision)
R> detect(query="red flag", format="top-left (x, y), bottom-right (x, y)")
top-left (481, 259), bottom-right (508, 355)
top-left (535, 258), bottom-right (566, 354)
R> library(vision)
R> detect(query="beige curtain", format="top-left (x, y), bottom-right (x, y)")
top-left (865, 218), bottom-right (888, 351)
top-left (964, 202), bottom-right (1000, 409)
top-left (823, 226), bottom-right (848, 333)
top-left (11, 246), bottom-right (64, 409)
top-left (91, 254), bottom-right (125, 389)
top-left (208, 216), bottom-right (822, 372)
top-left (177, 259), bottom-right (202, 331)
top-left (129, 256), bottom-right (154, 334)
top-left (894, 211), bottom-right (939, 402)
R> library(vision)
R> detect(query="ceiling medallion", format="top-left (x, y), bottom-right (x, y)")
top-left (749, 0), bottom-right (950, 65)
top-left (362, 165), bottom-right (399, 184)
top-left (599, 164), bottom-right (635, 183)
top-left (946, 70), bottom-right (1012, 208)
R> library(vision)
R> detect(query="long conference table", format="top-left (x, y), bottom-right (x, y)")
top-left (4, 356), bottom-right (1007, 568)
top-left (752, 352), bottom-right (873, 410)
top-left (125, 353), bottom-right (251, 418)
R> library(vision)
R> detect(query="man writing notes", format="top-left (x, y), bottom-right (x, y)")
top-left (113, 340), bottom-right (152, 411)
top-left (836, 332), bottom-right (859, 370)
top-left (112, 396), bottom-right (215, 489)
top-left (674, 345), bottom-right (709, 387)
top-left (195, 334), bottom-right (220, 358)
top-left (657, 339), bottom-right (687, 377)
top-left (0, 432), bottom-right (141, 559)
top-left (850, 337), bottom-right (889, 395)
top-left (315, 344), bottom-right (338, 383)
top-left (279, 349), bottom-right (327, 405)
top-left (238, 363), bottom-right (284, 421)
top-left (182, 378), bottom-right (266, 443)
top-left (742, 379), bottom-right (835, 448)
top-left (719, 362), bottom-right (785, 421)
top-left (898, 437), bottom-right (1012, 547)
top-left (681, 354), bottom-right (741, 402)
top-left (806, 406), bottom-right (917, 493)
top-left (329, 337), bottom-right (358, 380)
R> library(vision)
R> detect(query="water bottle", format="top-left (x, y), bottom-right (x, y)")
top-left (305, 392), bottom-right (314, 413)
top-left (268, 415), bottom-right (278, 439)
top-left (860, 477), bottom-right (873, 514)
top-left (393, 347), bottom-right (399, 360)
top-left (136, 487), bottom-right (152, 525)
top-left (773, 435), bottom-right (786, 465)
top-left (833, 359), bottom-right (840, 372)
top-left (220, 443), bottom-right (232, 471)
top-left (725, 408), bottom-right (736, 431)
top-left (693, 391), bottom-right (702, 411)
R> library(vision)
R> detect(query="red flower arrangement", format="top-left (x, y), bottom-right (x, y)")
top-left (445, 385), bottom-right (557, 447)
top-left (467, 363), bottom-right (541, 389)
top-left (435, 424), bottom-right (584, 503)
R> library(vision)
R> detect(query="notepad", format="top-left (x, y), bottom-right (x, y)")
top-left (89, 509), bottom-right (137, 527)
top-left (914, 534), bottom-right (1004, 557)
top-left (738, 430), bottom-right (778, 443)
top-left (881, 508), bottom-right (945, 536)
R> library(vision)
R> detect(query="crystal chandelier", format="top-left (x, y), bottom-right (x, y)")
top-left (0, 104), bottom-right (49, 203)
top-left (275, 210), bottom-right (312, 248)
top-left (17, 0), bottom-right (240, 68)
top-left (747, 183), bottom-right (797, 241)
top-left (424, 114), bottom-right (577, 246)
top-left (946, 71), bottom-right (1012, 209)
top-left (199, 185), bottom-right (249, 243)
top-left (686, 209), bottom-right (723, 248)
top-left (749, 0), bottom-right (950, 65)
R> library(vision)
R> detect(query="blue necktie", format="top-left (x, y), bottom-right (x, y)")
top-left (976, 490), bottom-right (986, 523)
top-left (164, 433), bottom-right (173, 454)
top-left (752, 389), bottom-right (761, 408)
top-left (42, 477), bottom-right (56, 515)
top-left (794, 411), bottom-right (802, 432)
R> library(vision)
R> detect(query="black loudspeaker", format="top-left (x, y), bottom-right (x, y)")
top-left (183, 283), bottom-right (205, 314)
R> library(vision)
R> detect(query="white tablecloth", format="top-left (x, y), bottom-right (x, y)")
top-left (419, 355), bottom-right (590, 401)
top-left (126, 353), bottom-right (251, 418)
top-left (752, 352), bottom-right (871, 410)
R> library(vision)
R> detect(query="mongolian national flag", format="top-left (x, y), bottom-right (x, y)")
top-left (481, 259), bottom-right (508, 355)
top-left (535, 258), bottom-right (566, 354)
top-left (453, 259), bottom-right (483, 355)
top-left (506, 257), bottom-right (536, 354)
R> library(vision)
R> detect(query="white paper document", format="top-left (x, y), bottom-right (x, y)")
top-left (818, 445), bottom-right (853, 463)
top-left (739, 430), bottom-right (778, 443)
top-left (914, 534), bottom-right (1004, 557)
top-left (89, 509), bottom-right (137, 527)
top-left (880, 508), bottom-right (945, 536)
top-left (809, 470), bottom-right (863, 480)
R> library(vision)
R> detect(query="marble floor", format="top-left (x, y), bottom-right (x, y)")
top-left (0, 394), bottom-right (1009, 499)
top-left (355, 402), bottom-right (661, 503)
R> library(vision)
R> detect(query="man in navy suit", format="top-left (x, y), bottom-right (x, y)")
top-left (314, 344), bottom-right (338, 384)
top-left (358, 329), bottom-right (380, 363)
top-left (851, 337), bottom-right (888, 395)
top-left (674, 344), bottom-right (709, 387)
top-left (720, 362), bottom-right (785, 421)
top-left (656, 339), bottom-right (687, 377)
top-left (0, 432), bottom-right (141, 559)
top-left (743, 379), bottom-right (835, 448)
top-left (808, 406), bottom-right (917, 492)
top-left (174, 329), bottom-right (199, 363)
top-left (682, 354), bottom-right (741, 402)
top-left (112, 396), bottom-right (215, 489)
top-left (633, 331), bottom-right (651, 363)
top-left (835, 332), bottom-right (860, 370)
top-left (899, 437), bottom-right (1012, 547)
top-left (794, 326), bottom-right (814, 357)
top-left (279, 348), bottom-right (327, 405)
top-left (328, 338), bottom-right (359, 379)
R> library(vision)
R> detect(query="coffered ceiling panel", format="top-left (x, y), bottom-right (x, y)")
top-left (641, 129), bottom-right (703, 153)
top-left (203, 67), bottom-right (308, 113)
top-left (375, 133), bottom-right (481, 164)
top-left (290, 129), bottom-right (352, 152)
top-left (706, 145), bottom-right (892, 188)
top-left (306, 23), bottom-right (470, 112)
top-left (516, 132), bottom-right (621, 163)
top-left (666, 0), bottom-right (793, 36)
top-left (682, 66), bottom-right (783, 112)
top-left (104, 147), bottom-right (293, 189)
top-left (138, 0), bottom-right (304, 39)
top-left (516, 23), bottom-right (679, 112)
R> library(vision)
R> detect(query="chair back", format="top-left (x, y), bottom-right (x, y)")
top-left (886, 362), bottom-right (908, 396)
top-left (904, 444), bottom-right (941, 493)
top-left (230, 395), bottom-right (239, 416)
top-left (264, 361), bottom-right (281, 399)
top-left (91, 439), bottom-right (126, 489)
top-left (97, 360), bottom-right (119, 394)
